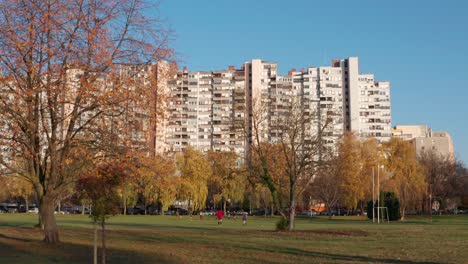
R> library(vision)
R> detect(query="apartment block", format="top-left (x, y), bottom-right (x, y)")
top-left (281, 57), bottom-right (391, 147)
top-left (158, 57), bottom-right (391, 157)
top-left (102, 62), bottom-right (174, 155)
top-left (165, 66), bottom-right (247, 158)
top-left (392, 125), bottom-right (454, 158)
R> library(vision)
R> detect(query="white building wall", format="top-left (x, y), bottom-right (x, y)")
top-left (161, 57), bottom-right (391, 157)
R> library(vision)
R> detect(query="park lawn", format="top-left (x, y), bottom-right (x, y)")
top-left (0, 214), bottom-right (467, 263)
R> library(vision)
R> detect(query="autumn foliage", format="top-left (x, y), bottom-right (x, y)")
top-left (0, 0), bottom-right (172, 243)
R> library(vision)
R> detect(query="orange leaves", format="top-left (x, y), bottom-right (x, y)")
top-left (77, 161), bottom-right (128, 219)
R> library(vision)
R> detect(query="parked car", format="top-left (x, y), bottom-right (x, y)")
top-left (206, 210), bottom-right (215, 216)
top-left (164, 210), bottom-right (174, 215)
top-left (2, 203), bottom-right (19, 213)
top-left (250, 209), bottom-right (269, 216)
top-left (7, 208), bottom-right (18, 213)
top-left (200, 210), bottom-right (214, 216)
top-left (28, 208), bottom-right (39, 213)
top-left (302, 210), bottom-right (318, 216)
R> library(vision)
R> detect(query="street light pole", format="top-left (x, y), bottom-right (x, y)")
top-left (372, 167), bottom-right (375, 223)
top-left (377, 164), bottom-right (380, 224)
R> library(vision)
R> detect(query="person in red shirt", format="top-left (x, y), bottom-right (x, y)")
top-left (216, 210), bottom-right (224, 225)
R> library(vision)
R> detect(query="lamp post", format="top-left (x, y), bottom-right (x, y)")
top-left (372, 167), bottom-right (375, 223)
top-left (376, 164), bottom-right (385, 224)
top-left (377, 164), bottom-right (380, 224)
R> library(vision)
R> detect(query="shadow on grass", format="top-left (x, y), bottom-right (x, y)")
top-left (0, 232), bottom-right (35, 243)
top-left (0, 228), bottom-right (181, 264)
top-left (235, 245), bottom-right (441, 264)
top-left (54, 217), bottom-right (225, 232)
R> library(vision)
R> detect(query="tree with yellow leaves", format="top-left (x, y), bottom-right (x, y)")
top-left (117, 178), bottom-right (138, 216)
top-left (208, 151), bottom-right (246, 214)
top-left (10, 177), bottom-right (34, 211)
top-left (383, 138), bottom-right (426, 220)
top-left (359, 138), bottom-right (385, 209)
top-left (337, 132), bottom-right (364, 211)
top-left (133, 152), bottom-right (177, 215)
top-left (177, 147), bottom-right (211, 216)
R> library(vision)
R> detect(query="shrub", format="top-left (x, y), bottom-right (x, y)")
top-left (276, 217), bottom-right (290, 231)
top-left (366, 200), bottom-right (374, 219)
top-left (384, 192), bottom-right (401, 221)
top-left (367, 192), bottom-right (401, 221)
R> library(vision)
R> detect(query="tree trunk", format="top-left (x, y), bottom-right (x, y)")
top-left (101, 221), bottom-right (106, 264)
top-left (82, 204), bottom-right (85, 215)
top-left (289, 182), bottom-right (296, 231)
top-left (400, 206), bottom-right (406, 221)
top-left (94, 222), bottom-right (98, 264)
top-left (123, 196), bottom-right (127, 215)
top-left (35, 194), bottom-right (42, 228)
top-left (270, 204), bottom-right (274, 217)
top-left (38, 213), bottom-right (43, 229)
top-left (289, 200), bottom-right (296, 231)
top-left (327, 203), bottom-right (333, 220)
top-left (261, 161), bottom-right (281, 217)
top-left (188, 199), bottom-right (192, 218)
top-left (40, 196), bottom-right (59, 243)
top-left (223, 200), bottom-right (227, 215)
top-left (25, 198), bottom-right (29, 211)
top-left (429, 194), bottom-right (432, 222)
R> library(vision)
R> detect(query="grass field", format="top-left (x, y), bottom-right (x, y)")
top-left (0, 213), bottom-right (467, 263)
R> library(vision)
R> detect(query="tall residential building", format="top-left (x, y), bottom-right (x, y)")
top-left (101, 61), bottom-right (175, 155)
top-left (299, 57), bottom-right (391, 143)
top-left (159, 57), bottom-right (391, 157)
top-left (392, 125), bottom-right (454, 158)
top-left (165, 66), bottom-right (247, 158)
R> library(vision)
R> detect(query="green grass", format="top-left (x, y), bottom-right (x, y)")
top-left (0, 213), bottom-right (467, 263)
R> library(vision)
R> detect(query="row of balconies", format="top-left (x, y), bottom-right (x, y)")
top-left (367, 118), bottom-right (391, 124)
top-left (368, 105), bottom-right (391, 110)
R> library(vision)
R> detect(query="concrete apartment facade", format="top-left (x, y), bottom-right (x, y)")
top-left (392, 125), bottom-right (454, 158)
top-left (166, 66), bottom-right (247, 157)
top-left (157, 57), bottom-right (391, 158)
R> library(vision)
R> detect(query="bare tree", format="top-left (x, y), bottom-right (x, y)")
top-left (419, 151), bottom-right (466, 214)
top-left (247, 96), bottom-right (331, 230)
top-left (246, 98), bottom-right (286, 218)
top-left (0, 0), bottom-right (172, 243)
top-left (275, 98), bottom-right (330, 230)
top-left (312, 158), bottom-right (341, 219)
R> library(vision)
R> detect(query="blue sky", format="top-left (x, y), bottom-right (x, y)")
top-left (158, 0), bottom-right (468, 163)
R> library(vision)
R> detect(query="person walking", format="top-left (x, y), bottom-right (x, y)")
top-left (242, 212), bottom-right (248, 225)
top-left (216, 210), bottom-right (224, 225)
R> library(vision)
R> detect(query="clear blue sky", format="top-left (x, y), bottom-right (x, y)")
top-left (158, 0), bottom-right (468, 163)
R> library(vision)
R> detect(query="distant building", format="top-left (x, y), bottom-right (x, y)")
top-left (166, 65), bottom-right (247, 158)
top-left (160, 57), bottom-right (391, 158)
top-left (392, 125), bottom-right (454, 158)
